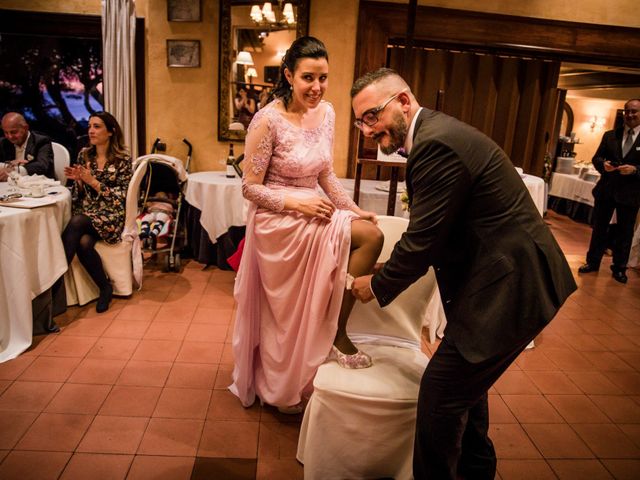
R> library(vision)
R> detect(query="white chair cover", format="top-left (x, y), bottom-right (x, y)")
top-left (297, 216), bottom-right (445, 480)
top-left (51, 142), bottom-right (70, 184)
top-left (64, 159), bottom-right (148, 305)
top-left (65, 241), bottom-right (133, 305)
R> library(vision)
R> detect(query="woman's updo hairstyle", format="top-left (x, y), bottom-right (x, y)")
top-left (269, 36), bottom-right (328, 108)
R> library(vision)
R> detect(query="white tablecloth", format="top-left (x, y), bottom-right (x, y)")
top-left (338, 178), bottom-right (407, 217)
top-left (183, 171), bottom-right (546, 246)
top-left (340, 174), bottom-right (545, 218)
top-left (184, 171), bottom-right (246, 244)
top-left (520, 174), bottom-right (545, 216)
top-left (0, 183), bottom-right (71, 362)
top-left (548, 172), bottom-right (596, 207)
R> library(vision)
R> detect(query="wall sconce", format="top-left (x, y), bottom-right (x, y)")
top-left (590, 115), bottom-right (606, 132)
top-left (236, 51), bottom-right (254, 65)
top-left (245, 67), bottom-right (258, 83)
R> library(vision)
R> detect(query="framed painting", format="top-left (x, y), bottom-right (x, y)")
top-left (167, 40), bottom-right (200, 68)
top-left (168, 0), bottom-right (201, 22)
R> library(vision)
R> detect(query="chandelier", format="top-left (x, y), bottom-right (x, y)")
top-left (250, 2), bottom-right (295, 26)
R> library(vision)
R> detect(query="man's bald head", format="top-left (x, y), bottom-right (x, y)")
top-left (350, 68), bottom-right (412, 99)
top-left (2, 112), bottom-right (29, 146)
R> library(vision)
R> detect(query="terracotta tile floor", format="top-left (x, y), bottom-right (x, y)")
top-left (0, 210), bottom-right (639, 479)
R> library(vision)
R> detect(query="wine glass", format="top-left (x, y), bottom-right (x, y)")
top-left (7, 169), bottom-right (21, 195)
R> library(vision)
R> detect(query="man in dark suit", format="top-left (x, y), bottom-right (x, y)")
top-left (578, 98), bottom-right (640, 284)
top-left (0, 112), bottom-right (55, 181)
top-left (350, 68), bottom-right (576, 480)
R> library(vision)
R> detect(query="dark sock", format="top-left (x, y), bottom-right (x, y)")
top-left (139, 222), bottom-right (150, 239)
top-left (150, 221), bottom-right (164, 238)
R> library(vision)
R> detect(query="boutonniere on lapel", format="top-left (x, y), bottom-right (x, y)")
top-left (26, 154), bottom-right (34, 162)
top-left (400, 189), bottom-right (410, 212)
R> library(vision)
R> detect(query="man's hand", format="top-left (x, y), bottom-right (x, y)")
top-left (372, 262), bottom-right (384, 274)
top-left (604, 161), bottom-right (618, 172)
top-left (352, 274), bottom-right (375, 303)
top-left (618, 164), bottom-right (638, 176)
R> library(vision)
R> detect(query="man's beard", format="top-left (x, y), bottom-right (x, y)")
top-left (376, 111), bottom-right (408, 155)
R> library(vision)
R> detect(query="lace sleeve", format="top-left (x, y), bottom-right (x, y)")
top-left (241, 109), bottom-right (285, 212)
top-left (317, 104), bottom-right (357, 210)
top-left (319, 169), bottom-right (357, 209)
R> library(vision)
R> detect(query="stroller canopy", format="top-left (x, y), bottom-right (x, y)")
top-left (133, 154), bottom-right (188, 183)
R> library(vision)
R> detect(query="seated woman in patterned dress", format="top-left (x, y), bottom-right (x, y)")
top-left (230, 37), bottom-right (384, 414)
top-left (62, 111), bottom-right (132, 313)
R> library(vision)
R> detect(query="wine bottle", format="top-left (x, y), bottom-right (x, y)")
top-left (226, 143), bottom-right (236, 178)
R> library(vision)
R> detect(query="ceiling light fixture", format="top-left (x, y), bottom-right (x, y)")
top-left (250, 1), bottom-right (295, 26)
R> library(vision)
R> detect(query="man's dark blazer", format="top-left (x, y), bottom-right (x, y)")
top-left (371, 109), bottom-right (577, 363)
top-left (592, 127), bottom-right (640, 208)
top-left (0, 132), bottom-right (55, 179)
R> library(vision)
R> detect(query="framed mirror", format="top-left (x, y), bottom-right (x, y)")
top-left (218, 0), bottom-right (309, 141)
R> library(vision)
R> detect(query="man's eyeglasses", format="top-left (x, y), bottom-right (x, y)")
top-left (354, 90), bottom-right (406, 129)
top-left (623, 109), bottom-right (638, 115)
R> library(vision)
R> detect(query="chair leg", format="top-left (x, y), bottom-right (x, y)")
top-left (354, 161), bottom-right (363, 205)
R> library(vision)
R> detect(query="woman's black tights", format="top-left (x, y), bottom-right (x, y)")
top-left (62, 214), bottom-right (109, 289)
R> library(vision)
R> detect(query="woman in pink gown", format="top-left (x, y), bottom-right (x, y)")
top-left (230, 37), bottom-right (384, 412)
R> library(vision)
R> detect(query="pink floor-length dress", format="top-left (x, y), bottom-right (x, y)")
top-left (229, 100), bottom-right (359, 408)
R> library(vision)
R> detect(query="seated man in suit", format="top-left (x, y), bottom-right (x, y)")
top-left (0, 112), bottom-right (55, 181)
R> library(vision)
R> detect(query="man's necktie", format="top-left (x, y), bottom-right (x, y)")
top-left (622, 129), bottom-right (634, 157)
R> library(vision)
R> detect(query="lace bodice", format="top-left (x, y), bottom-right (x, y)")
top-left (242, 100), bottom-right (356, 212)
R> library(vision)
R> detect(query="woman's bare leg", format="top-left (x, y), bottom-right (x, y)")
top-left (333, 219), bottom-right (384, 354)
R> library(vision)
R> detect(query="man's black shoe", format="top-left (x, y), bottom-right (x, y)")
top-left (578, 263), bottom-right (599, 274)
top-left (612, 270), bottom-right (628, 284)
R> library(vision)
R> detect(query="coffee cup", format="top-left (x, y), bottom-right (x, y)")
top-left (30, 184), bottom-right (45, 198)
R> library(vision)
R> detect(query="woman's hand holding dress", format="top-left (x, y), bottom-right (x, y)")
top-left (289, 196), bottom-right (335, 221)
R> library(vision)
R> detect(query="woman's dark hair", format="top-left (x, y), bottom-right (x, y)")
top-left (269, 36), bottom-right (328, 108)
top-left (84, 111), bottom-right (129, 163)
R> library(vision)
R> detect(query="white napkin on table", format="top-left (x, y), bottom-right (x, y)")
top-left (17, 174), bottom-right (60, 188)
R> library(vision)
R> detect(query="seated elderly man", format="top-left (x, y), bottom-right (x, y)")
top-left (0, 112), bottom-right (55, 181)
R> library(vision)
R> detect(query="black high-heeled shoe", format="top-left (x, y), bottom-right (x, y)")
top-left (96, 284), bottom-right (113, 313)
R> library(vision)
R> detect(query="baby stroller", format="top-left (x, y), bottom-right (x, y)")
top-left (131, 139), bottom-right (192, 272)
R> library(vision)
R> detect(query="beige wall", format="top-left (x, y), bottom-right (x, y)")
top-left (377, 0), bottom-right (640, 27)
top-left (309, 0), bottom-right (359, 176)
top-left (3, 0), bottom-right (638, 173)
top-left (143, 1), bottom-right (221, 171)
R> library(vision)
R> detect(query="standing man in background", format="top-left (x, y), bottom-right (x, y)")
top-left (578, 98), bottom-right (640, 284)
top-left (350, 68), bottom-right (577, 480)
top-left (0, 112), bottom-right (55, 181)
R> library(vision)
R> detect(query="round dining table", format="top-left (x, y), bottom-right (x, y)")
top-left (183, 171), bottom-right (247, 269)
top-left (0, 182), bottom-right (71, 362)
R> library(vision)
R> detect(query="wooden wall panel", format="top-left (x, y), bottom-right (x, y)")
top-left (470, 55), bottom-right (498, 135)
top-left (350, 1), bottom-right (640, 178)
top-left (385, 47), bottom-right (559, 172)
top-left (512, 61), bottom-right (542, 170)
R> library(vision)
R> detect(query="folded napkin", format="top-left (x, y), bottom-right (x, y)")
top-left (374, 181), bottom-right (407, 193)
top-left (17, 174), bottom-right (60, 188)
